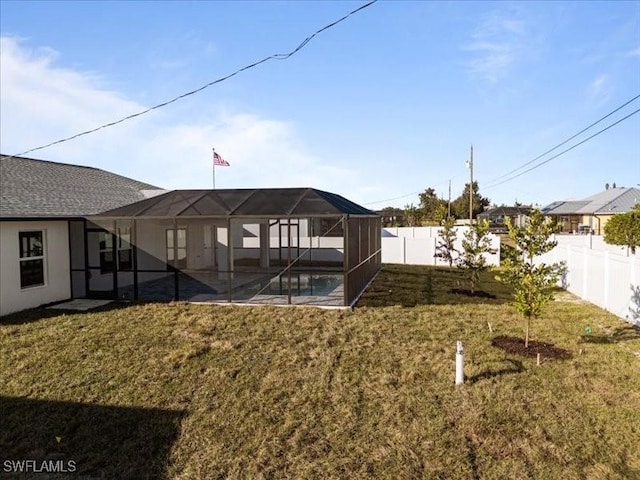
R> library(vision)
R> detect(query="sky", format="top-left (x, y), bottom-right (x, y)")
top-left (1, 1), bottom-right (639, 209)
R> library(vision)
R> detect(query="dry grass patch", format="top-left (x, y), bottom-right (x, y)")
top-left (1, 265), bottom-right (639, 479)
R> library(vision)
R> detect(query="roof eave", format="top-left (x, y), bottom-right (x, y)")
top-left (87, 213), bottom-right (365, 220)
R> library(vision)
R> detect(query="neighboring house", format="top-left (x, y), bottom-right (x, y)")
top-left (542, 187), bottom-right (640, 235)
top-left (478, 205), bottom-right (532, 232)
top-left (0, 155), bottom-right (164, 316)
top-left (377, 207), bottom-right (405, 227)
top-left (1, 155), bottom-right (381, 315)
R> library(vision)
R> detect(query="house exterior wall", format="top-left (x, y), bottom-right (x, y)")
top-left (580, 215), bottom-right (598, 233)
top-left (555, 215), bottom-right (580, 234)
top-left (0, 220), bottom-right (71, 316)
top-left (594, 214), bottom-right (615, 235)
top-left (555, 214), bottom-right (614, 235)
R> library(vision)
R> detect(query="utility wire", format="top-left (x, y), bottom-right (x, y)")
top-left (356, 94), bottom-right (640, 205)
top-left (363, 192), bottom-right (420, 206)
top-left (484, 107), bottom-right (640, 190)
top-left (484, 93), bottom-right (640, 187)
top-left (359, 95), bottom-right (640, 207)
top-left (363, 172), bottom-right (467, 206)
top-left (368, 100), bottom-right (640, 206)
top-left (9, 1), bottom-right (377, 159)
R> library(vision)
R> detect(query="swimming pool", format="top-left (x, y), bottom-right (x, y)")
top-left (244, 273), bottom-right (343, 297)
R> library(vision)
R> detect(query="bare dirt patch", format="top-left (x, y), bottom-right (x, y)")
top-left (450, 288), bottom-right (497, 299)
top-left (491, 335), bottom-right (572, 360)
top-left (553, 291), bottom-right (589, 304)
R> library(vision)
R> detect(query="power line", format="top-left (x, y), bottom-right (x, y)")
top-left (10, 1), bottom-right (377, 158)
top-left (484, 93), bottom-right (640, 188)
top-left (362, 96), bottom-right (640, 207)
top-left (363, 172), bottom-right (467, 206)
top-left (484, 107), bottom-right (640, 190)
top-left (363, 192), bottom-right (420, 206)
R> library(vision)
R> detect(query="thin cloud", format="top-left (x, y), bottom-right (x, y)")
top-left (586, 74), bottom-right (613, 106)
top-left (0, 36), bottom-right (362, 200)
top-left (625, 46), bottom-right (640, 57)
top-left (463, 10), bottom-right (531, 84)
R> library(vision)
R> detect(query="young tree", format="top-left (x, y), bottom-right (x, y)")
top-left (456, 220), bottom-right (496, 293)
top-left (603, 204), bottom-right (640, 254)
top-left (435, 213), bottom-right (458, 268)
top-left (497, 209), bottom-right (567, 348)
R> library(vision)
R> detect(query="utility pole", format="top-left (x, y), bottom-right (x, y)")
top-left (448, 179), bottom-right (451, 218)
top-left (467, 144), bottom-right (474, 224)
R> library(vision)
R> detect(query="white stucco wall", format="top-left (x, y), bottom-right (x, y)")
top-left (0, 220), bottom-right (71, 316)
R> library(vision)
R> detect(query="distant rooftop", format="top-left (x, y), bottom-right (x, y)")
top-left (542, 187), bottom-right (640, 215)
top-left (479, 205), bottom-right (533, 217)
top-left (0, 155), bottom-right (164, 218)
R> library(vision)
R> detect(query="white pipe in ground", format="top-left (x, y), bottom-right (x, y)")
top-left (455, 340), bottom-right (464, 385)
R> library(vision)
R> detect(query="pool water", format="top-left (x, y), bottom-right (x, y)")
top-left (245, 274), bottom-right (342, 297)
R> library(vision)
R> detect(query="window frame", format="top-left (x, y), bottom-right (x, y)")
top-left (97, 227), bottom-right (133, 273)
top-left (19, 230), bottom-right (47, 289)
top-left (166, 228), bottom-right (187, 270)
top-left (98, 232), bottom-right (115, 274)
top-left (117, 226), bottom-right (133, 271)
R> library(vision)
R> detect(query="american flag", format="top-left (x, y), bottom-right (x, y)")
top-left (213, 151), bottom-right (230, 166)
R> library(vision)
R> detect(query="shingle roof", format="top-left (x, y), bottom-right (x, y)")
top-left (542, 188), bottom-right (640, 215)
top-left (0, 155), bottom-right (164, 218)
top-left (93, 188), bottom-right (377, 218)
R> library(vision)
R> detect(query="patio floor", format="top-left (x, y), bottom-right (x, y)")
top-left (116, 269), bottom-right (345, 307)
top-left (48, 299), bottom-right (114, 311)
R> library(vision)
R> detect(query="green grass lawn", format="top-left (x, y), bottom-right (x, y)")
top-left (1, 264), bottom-right (639, 479)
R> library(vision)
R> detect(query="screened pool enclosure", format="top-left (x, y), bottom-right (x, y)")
top-left (70, 188), bottom-right (381, 307)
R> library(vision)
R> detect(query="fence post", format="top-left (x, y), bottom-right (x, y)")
top-left (582, 247), bottom-right (589, 299)
top-left (566, 245), bottom-right (572, 290)
top-left (631, 256), bottom-right (639, 321)
top-left (432, 237), bottom-right (437, 266)
top-left (604, 251), bottom-right (610, 311)
top-left (402, 237), bottom-right (406, 265)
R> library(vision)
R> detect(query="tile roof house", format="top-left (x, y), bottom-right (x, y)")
top-left (542, 187), bottom-right (640, 234)
top-left (0, 155), bottom-right (380, 315)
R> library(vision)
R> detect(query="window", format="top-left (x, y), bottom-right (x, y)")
top-left (19, 231), bottom-right (45, 288)
top-left (117, 227), bottom-right (133, 270)
top-left (99, 232), bottom-right (115, 273)
top-left (314, 218), bottom-right (344, 237)
top-left (167, 228), bottom-right (187, 269)
top-left (98, 228), bottom-right (132, 272)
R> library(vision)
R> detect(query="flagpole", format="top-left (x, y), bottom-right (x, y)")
top-left (212, 147), bottom-right (216, 189)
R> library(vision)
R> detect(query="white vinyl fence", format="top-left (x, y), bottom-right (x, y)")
top-left (380, 229), bottom-right (639, 325)
top-left (535, 237), bottom-right (640, 326)
top-left (381, 227), bottom-right (500, 267)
